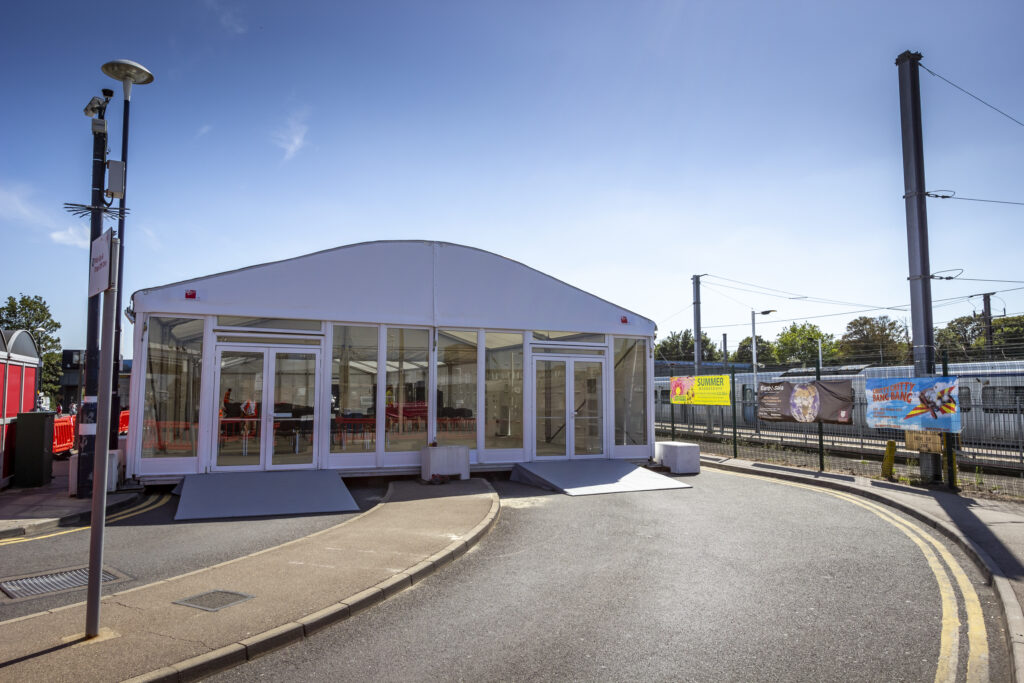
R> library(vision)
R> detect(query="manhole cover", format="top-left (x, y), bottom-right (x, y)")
top-left (0, 567), bottom-right (118, 599)
top-left (174, 590), bottom-right (253, 612)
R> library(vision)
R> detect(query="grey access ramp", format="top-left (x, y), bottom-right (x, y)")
top-left (511, 459), bottom-right (691, 496)
top-left (174, 470), bottom-right (360, 520)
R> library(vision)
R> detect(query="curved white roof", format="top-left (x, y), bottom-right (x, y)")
top-left (132, 241), bottom-right (655, 336)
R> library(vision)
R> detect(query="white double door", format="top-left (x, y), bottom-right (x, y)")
top-left (534, 357), bottom-right (605, 459)
top-left (212, 345), bottom-right (320, 471)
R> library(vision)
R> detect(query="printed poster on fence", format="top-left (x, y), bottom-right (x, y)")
top-left (757, 380), bottom-right (854, 424)
top-left (864, 377), bottom-right (961, 432)
top-left (669, 375), bottom-right (731, 406)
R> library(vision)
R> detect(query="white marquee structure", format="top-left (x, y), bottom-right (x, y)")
top-left (126, 241), bottom-right (654, 483)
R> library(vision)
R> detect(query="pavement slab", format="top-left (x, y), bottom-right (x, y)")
top-left (0, 478), bottom-right (499, 682)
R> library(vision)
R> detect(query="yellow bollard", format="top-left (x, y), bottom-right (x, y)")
top-left (882, 440), bottom-right (896, 480)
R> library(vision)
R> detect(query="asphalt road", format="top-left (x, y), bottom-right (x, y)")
top-left (215, 469), bottom-right (1009, 682)
top-left (0, 480), bottom-right (386, 620)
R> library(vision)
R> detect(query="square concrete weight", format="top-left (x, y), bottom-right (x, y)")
top-left (655, 442), bottom-right (700, 474)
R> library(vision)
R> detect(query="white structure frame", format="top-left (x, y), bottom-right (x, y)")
top-left (126, 241), bottom-right (655, 482)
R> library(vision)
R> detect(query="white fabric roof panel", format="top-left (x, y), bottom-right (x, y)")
top-left (131, 241), bottom-right (655, 336)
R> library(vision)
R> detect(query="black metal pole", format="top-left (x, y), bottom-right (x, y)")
top-left (109, 93), bottom-right (131, 451)
top-left (731, 367), bottom-right (738, 458)
top-left (670, 400), bottom-right (676, 440)
top-left (692, 275), bottom-right (702, 377)
top-left (943, 350), bottom-right (958, 491)
top-left (816, 355), bottom-right (824, 471)
top-left (78, 96), bottom-right (109, 497)
top-left (896, 50), bottom-right (936, 377)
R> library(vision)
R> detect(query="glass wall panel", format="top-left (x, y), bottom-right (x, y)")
top-left (436, 330), bottom-right (477, 449)
top-left (385, 328), bottom-right (429, 452)
top-left (614, 338), bottom-right (648, 446)
top-left (485, 332), bottom-right (523, 449)
top-left (330, 326), bottom-right (378, 453)
top-left (217, 316), bottom-right (321, 331)
top-left (532, 331), bottom-right (606, 344)
top-left (142, 317), bottom-right (204, 458)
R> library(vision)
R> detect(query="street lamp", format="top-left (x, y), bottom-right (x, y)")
top-left (751, 309), bottom-right (776, 399)
top-left (101, 59), bottom-right (153, 450)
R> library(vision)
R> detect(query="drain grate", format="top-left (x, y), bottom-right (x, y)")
top-left (0, 568), bottom-right (118, 599)
top-left (174, 590), bottom-right (253, 612)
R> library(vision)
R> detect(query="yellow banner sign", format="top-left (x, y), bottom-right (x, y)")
top-left (670, 375), bottom-right (731, 406)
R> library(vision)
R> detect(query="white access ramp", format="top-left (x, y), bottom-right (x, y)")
top-left (511, 460), bottom-right (691, 496)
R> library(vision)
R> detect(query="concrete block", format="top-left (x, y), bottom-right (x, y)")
top-left (240, 622), bottom-right (304, 660)
top-left (655, 441), bottom-right (700, 474)
top-left (421, 446), bottom-right (470, 481)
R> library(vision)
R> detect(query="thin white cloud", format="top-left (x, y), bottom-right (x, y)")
top-left (50, 225), bottom-right (90, 249)
top-left (141, 225), bottom-right (163, 249)
top-left (205, 0), bottom-right (247, 35)
top-left (273, 109), bottom-right (310, 161)
top-left (0, 183), bottom-right (53, 227)
top-left (195, 124), bottom-right (213, 139)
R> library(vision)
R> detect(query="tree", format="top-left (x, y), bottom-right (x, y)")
top-left (991, 314), bottom-right (1024, 359)
top-left (654, 329), bottom-right (721, 362)
top-left (0, 294), bottom-right (62, 404)
top-left (839, 316), bottom-right (910, 365)
top-left (774, 322), bottom-right (838, 365)
top-left (935, 315), bottom-right (983, 361)
top-left (732, 335), bottom-right (776, 366)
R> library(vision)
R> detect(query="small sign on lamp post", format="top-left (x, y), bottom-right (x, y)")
top-left (89, 229), bottom-right (113, 298)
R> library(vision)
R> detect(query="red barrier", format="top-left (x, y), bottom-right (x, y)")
top-left (53, 415), bottom-right (76, 454)
top-left (119, 410), bottom-right (129, 434)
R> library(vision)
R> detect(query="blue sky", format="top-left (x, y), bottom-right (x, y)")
top-left (2, 1), bottom-right (1022, 356)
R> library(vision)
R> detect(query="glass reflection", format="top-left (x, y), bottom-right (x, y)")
top-left (331, 326), bottom-right (378, 453)
top-left (437, 330), bottom-right (477, 449)
top-left (386, 328), bottom-right (429, 452)
top-left (485, 333), bottom-right (523, 449)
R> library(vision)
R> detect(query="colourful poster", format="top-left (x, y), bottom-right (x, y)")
top-left (865, 377), bottom-right (961, 432)
top-left (757, 380), bottom-right (854, 424)
top-left (670, 375), bottom-right (731, 406)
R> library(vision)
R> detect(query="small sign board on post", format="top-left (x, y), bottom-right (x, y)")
top-left (89, 229), bottom-right (114, 297)
top-left (905, 430), bottom-right (942, 454)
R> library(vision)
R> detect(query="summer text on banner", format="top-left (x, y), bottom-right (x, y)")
top-left (757, 380), bottom-right (854, 424)
top-left (670, 375), bottom-right (731, 406)
top-left (865, 377), bottom-right (961, 433)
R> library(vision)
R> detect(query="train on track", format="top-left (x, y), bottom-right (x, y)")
top-left (654, 360), bottom-right (1024, 456)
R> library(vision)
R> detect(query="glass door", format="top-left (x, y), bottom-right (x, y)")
top-left (268, 351), bottom-right (317, 469)
top-left (214, 346), bottom-right (319, 471)
top-left (534, 358), bottom-right (605, 459)
top-left (216, 349), bottom-right (265, 469)
top-left (535, 359), bottom-right (568, 457)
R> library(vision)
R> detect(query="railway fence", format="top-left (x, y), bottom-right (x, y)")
top-left (655, 358), bottom-right (1024, 500)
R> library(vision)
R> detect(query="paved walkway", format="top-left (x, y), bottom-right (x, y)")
top-left (0, 458), bottom-right (140, 539)
top-left (0, 478), bottom-right (498, 682)
top-left (700, 455), bottom-right (1024, 681)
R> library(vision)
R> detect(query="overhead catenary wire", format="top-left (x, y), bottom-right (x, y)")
top-left (926, 191), bottom-right (1024, 207)
top-left (920, 62), bottom-right (1024, 129)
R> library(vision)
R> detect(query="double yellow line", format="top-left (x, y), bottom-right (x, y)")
top-left (0, 494), bottom-right (171, 547)
top-left (716, 470), bottom-right (989, 683)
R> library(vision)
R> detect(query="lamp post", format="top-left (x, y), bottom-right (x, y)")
top-left (101, 60), bottom-right (153, 453)
top-left (751, 309), bottom-right (776, 423)
top-left (76, 87), bottom-right (112, 496)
